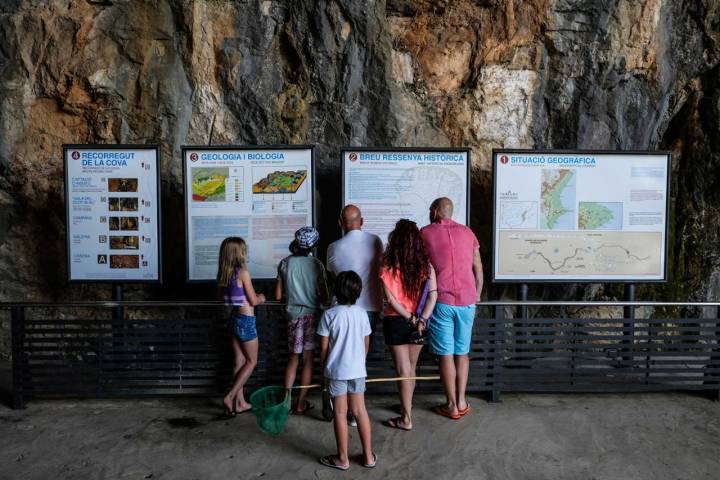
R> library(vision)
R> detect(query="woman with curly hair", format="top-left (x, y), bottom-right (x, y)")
top-left (380, 219), bottom-right (437, 431)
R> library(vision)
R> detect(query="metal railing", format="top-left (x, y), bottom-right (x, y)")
top-left (2, 300), bottom-right (719, 408)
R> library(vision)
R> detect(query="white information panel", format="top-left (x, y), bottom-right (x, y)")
top-left (64, 145), bottom-right (161, 282)
top-left (492, 150), bottom-right (670, 282)
top-left (183, 146), bottom-right (314, 281)
top-left (342, 149), bottom-right (470, 243)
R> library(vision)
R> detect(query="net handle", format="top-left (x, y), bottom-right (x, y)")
top-left (292, 375), bottom-right (441, 390)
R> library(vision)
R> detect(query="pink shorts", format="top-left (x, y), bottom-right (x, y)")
top-left (288, 313), bottom-right (317, 354)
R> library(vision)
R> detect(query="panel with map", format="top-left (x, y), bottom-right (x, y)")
top-left (493, 151), bottom-right (670, 281)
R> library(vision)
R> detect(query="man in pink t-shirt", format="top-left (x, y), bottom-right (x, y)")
top-left (420, 197), bottom-right (483, 420)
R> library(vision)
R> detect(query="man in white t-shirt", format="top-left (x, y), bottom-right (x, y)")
top-left (326, 204), bottom-right (383, 327)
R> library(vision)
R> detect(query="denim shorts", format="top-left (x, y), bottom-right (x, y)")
top-left (327, 377), bottom-right (366, 397)
top-left (229, 314), bottom-right (257, 342)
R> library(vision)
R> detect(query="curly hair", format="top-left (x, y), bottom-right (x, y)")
top-left (382, 219), bottom-right (429, 300)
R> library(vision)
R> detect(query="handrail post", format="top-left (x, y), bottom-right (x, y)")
top-left (11, 306), bottom-right (26, 409)
top-left (622, 284), bottom-right (636, 365)
top-left (715, 304), bottom-right (720, 402)
top-left (490, 304), bottom-right (503, 403)
top-left (518, 283), bottom-right (529, 320)
top-left (112, 283), bottom-right (124, 321)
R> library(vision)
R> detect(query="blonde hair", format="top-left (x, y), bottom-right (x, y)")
top-left (217, 237), bottom-right (248, 287)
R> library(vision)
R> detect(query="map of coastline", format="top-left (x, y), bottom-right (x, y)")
top-left (578, 202), bottom-right (622, 230)
top-left (540, 169), bottom-right (576, 229)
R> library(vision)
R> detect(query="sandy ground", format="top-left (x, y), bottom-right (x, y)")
top-left (1, 392), bottom-right (719, 480)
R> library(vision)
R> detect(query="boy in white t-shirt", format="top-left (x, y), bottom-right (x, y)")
top-left (316, 271), bottom-right (377, 471)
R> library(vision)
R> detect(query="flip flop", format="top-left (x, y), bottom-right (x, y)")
top-left (291, 401), bottom-right (315, 415)
top-left (319, 455), bottom-right (350, 471)
top-left (431, 405), bottom-right (461, 420)
top-left (458, 405), bottom-right (471, 417)
top-left (221, 409), bottom-right (236, 419)
top-left (362, 452), bottom-right (378, 468)
top-left (383, 417), bottom-right (412, 431)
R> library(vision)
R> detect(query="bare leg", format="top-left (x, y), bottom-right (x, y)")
top-left (455, 354), bottom-right (470, 410)
top-left (438, 354), bottom-right (458, 415)
top-left (331, 394), bottom-right (350, 467)
top-left (295, 350), bottom-right (314, 411)
top-left (284, 353), bottom-right (300, 389)
top-left (389, 345), bottom-right (415, 429)
top-left (231, 336), bottom-right (246, 378)
top-left (224, 336), bottom-right (246, 412)
top-left (225, 338), bottom-right (258, 412)
top-left (349, 393), bottom-right (374, 465)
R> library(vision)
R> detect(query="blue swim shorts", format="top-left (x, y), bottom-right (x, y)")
top-left (429, 303), bottom-right (476, 356)
top-left (229, 314), bottom-right (258, 342)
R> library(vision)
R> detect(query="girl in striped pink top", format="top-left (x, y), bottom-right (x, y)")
top-left (217, 237), bottom-right (266, 417)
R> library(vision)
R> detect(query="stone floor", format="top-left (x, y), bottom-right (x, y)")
top-left (1, 390), bottom-right (719, 480)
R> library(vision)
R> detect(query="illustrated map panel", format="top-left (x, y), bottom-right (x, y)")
top-left (493, 151), bottom-right (669, 281)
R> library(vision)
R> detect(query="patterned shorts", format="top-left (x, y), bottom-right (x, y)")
top-left (288, 313), bottom-right (317, 354)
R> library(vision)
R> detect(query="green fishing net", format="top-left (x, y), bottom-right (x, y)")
top-left (249, 386), bottom-right (291, 436)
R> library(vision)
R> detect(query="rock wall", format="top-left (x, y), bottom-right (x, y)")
top-left (0, 0), bottom-right (718, 324)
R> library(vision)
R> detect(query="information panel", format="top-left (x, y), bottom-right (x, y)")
top-left (64, 145), bottom-right (161, 282)
top-left (183, 146), bottom-right (314, 281)
top-left (342, 148), bottom-right (470, 243)
top-left (492, 150), bottom-right (671, 282)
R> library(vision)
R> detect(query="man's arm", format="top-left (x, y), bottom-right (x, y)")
top-left (364, 335), bottom-right (370, 356)
top-left (472, 249), bottom-right (483, 302)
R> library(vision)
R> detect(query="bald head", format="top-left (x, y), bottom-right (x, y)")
top-left (430, 197), bottom-right (453, 223)
top-left (340, 204), bottom-right (363, 232)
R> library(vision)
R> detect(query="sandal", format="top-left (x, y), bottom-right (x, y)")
top-left (319, 455), bottom-right (349, 471)
top-left (431, 405), bottom-right (460, 420)
top-left (291, 401), bottom-right (315, 415)
top-left (458, 405), bottom-right (471, 417)
top-left (383, 417), bottom-right (412, 431)
top-left (362, 452), bottom-right (378, 468)
top-left (221, 409), bottom-right (237, 419)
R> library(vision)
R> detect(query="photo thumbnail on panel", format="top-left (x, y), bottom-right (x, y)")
top-left (108, 197), bottom-right (139, 212)
top-left (108, 178), bottom-right (138, 192)
top-left (110, 255), bottom-right (140, 269)
top-left (109, 217), bottom-right (139, 231)
top-left (109, 235), bottom-right (140, 250)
